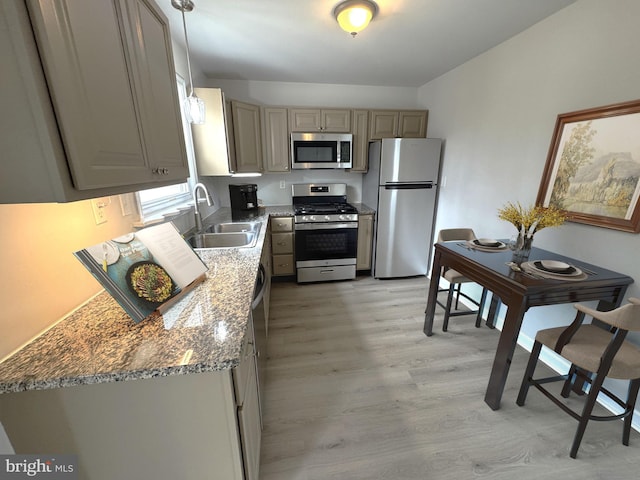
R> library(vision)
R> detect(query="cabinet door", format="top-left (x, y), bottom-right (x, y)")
top-left (322, 109), bottom-right (351, 132)
top-left (270, 216), bottom-right (293, 232)
top-left (272, 255), bottom-right (295, 276)
top-left (121, 0), bottom-right (188, 182)
top-left (231, 101), bottom-right (263, 173)
top-left (369, 110), bottom-right (399, 140)
top-left (271, 233), bottom-right (293, 255)
top-left (27, 0), bottom-right (152, 189)
top-left (349, 109), bottom-right (369, 172)
top-left (357, 214), bottom-right (374, 270)
top-left (262, 107), bottom-right (290, 172)
top-left (289, 108), bottom-right (321, 132)
top-left (398, 111), bottom-right (428, 138)
top-left (237, 359), bottom-right (262, 480)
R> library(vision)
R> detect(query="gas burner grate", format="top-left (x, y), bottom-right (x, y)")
top-left (294, 203), bottom-right (358, 215)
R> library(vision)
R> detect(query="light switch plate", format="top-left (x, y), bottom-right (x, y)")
top-left (91, 199), bottom-right (108, 224)
top-left (119, 194), bottom-right (134, 216)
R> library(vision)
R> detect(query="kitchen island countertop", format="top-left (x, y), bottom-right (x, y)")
top-left (0, 206), bottom-right (293, 394)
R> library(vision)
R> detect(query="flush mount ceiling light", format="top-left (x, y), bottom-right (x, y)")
top-left (171, 0), bottom-right (205, 124)
top-left (333, 0), bottom-right (378, 37)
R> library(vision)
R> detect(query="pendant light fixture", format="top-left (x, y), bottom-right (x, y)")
top-left (333, 0), bottom-right (378, 37)
top-left (171, 0), bottom-right (205, 124)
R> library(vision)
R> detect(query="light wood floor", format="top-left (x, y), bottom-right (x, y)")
top-left (260, 276), bottom-right (638, 480)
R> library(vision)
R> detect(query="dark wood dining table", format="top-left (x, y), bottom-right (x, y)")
top-left (422, 241), bottom-right (634, 410)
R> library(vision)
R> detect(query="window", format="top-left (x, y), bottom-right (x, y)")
top-left (136, 75), bottom-right (197, 221)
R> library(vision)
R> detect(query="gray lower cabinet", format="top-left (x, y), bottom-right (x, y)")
top-left (270, 216), bottom-right (295, 276)
top-left (357, 213), bottom-right (374, 270)
top-left (0, 311), bottom-right (265, 480)
top-left (232, 315), bottom-right (262, 480)
top-left (0, 369), bottom-right (258, 479)
top-left (0, 0), bottom-right (188, 204)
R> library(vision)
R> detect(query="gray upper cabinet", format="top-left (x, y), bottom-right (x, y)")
top-left (262, 107), bottom-right (290, 172)
top-left (230, 100), bottom-right (263, 173)
top-left (349, 109), bottom-right (369, 172)
top-left (289, 108), bottom-right (351, 133)
top-left (0, 0), bottom-right (187, 203)
top-left (192, 90), bottom-right (264, 176)
top-left (369, 110), bottom-right (428, 140)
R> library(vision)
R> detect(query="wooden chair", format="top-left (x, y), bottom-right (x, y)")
top-left (436, 228), bottom-right (489, 332)
top-left (517, 298), bottom-right (640, 458)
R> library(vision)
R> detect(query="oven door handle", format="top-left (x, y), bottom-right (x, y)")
top-left (295, 222), bottom-right (358, 231)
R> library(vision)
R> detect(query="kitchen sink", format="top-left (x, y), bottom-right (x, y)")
top-left (204, 222), bottom-right (259, 234)
top-left (187, 232), bottom-right (256, 249)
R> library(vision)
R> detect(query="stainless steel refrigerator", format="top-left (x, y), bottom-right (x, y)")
top-left (362, 138), bottom-right (442, 278)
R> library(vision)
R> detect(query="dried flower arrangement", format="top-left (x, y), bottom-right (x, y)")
top-left (497, 202), bottom-right (566, 237)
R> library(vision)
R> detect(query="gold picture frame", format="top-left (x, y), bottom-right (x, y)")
top-left (537, 99), bottom-right (640, 233)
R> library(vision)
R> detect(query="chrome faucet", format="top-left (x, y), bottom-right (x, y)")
top-left (192, 182), bottom-right (213, 231)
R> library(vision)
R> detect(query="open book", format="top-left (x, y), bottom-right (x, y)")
top-left (74, 222), bottom-right (208, 323)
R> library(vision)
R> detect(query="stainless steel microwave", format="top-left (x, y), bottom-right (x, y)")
top-left (290, 133), bottom-right (353, 169)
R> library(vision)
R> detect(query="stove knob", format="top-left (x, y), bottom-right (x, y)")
top-left (309, 215), bottom-right (316, 222)
top-left (324, 215), bottom-right (331, 221)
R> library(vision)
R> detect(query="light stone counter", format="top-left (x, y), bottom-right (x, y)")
top-left (0, 206), bottom-right (294, 394)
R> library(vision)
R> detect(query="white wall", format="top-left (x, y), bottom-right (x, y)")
top-left (418, 0), bottom-right (640, 412)
top-left (203, 170), bottom-right (364, 208)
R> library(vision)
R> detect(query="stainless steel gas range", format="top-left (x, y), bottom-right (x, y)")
top-left (292, 183), bottom-right (358, 283)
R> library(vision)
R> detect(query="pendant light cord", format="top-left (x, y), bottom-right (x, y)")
top-left (179, 2), bottom-right (196, 97)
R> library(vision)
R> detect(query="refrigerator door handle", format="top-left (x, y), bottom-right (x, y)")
top-left (384, 182), bottom-right (435, 190)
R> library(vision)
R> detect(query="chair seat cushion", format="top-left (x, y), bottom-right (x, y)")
top-left (443, 268), bottom-right (473, 284)
top-left (536, 324), bottom-right (640, 379)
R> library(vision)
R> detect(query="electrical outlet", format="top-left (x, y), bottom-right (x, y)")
top-left (279, 180), bottom-right (286, 189)
top-left (91, 199), bottom-right (108, 224)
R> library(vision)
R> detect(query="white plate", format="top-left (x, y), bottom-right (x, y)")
top-left (540, 260), bottom-right (571, 272)
top-left (529, 261), bottom-right (583, 277)
top-left (113, 233), bottom-right (135, 243)
top-left (477, 238), bottom-right (499, 246)
top-left (472, 238), bottom-right (505, 248)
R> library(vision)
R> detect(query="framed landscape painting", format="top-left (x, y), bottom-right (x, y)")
top-left (536, 99), bottom-right (640, 233)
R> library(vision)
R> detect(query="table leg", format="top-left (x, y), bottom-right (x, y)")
top-left (485, 295), bottom-right (501, 329)
top-left (423, 249), bottom-right (442, 337)
top-left (484, 297), bottom-right (527, 410)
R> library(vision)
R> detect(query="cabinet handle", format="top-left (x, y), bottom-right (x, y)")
top-left (152, 167), bottom-right (169, 175)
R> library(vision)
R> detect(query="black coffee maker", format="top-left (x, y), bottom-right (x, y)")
top-left (229, 184), bottom-right (258, 211)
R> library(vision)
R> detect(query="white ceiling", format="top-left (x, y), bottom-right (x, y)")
top-left (158, 0), bottom-right (576, 88)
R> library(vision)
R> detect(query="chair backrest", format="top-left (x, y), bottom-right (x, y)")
top-left (577, 297), bottom-right (640, 332)
top-left (438, 228), bottom-right (477, 243)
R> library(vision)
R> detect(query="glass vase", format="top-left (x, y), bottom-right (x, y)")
top-left (511, 233), bottom-right (533, 264)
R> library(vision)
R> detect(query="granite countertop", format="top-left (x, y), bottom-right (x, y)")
top-left (351, 203), bottom-right (376, 215)
top-left (0, 203), bottom-right (373, 394)
top-left (0, 206), bottom-right (293, 394)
